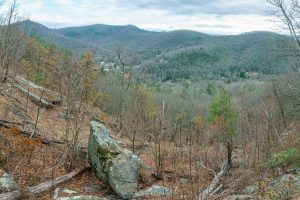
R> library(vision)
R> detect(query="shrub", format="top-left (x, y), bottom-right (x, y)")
top-left (266, 148), bottom-right (300, 169)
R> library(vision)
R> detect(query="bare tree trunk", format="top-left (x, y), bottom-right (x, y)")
top-left (227, 141), bottom-right (232, 168)
top-left (273, 84), bottom-right (288, 129)
top-left (31, 67), bottom-right (48, 138)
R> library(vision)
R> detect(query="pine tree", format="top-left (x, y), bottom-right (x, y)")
top-left (208, 89), bottom-right (238, 168)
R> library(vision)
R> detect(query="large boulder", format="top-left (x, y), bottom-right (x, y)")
top-left (15, 76), bottom-right (62, 108)
top-left (88, 121), bottom-right (143, 199)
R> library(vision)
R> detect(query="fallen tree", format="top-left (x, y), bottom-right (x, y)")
top-left (0, 164), bottom-right (90, 200)
top-left (198, 161), bottom-right (229, 200)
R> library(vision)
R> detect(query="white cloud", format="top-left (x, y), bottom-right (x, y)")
top-left (54, 0), bottom-right (75, 6)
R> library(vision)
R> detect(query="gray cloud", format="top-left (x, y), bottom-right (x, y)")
top-left (17, 0), bottom-right (277, 35)
top-left (117, 0), bottom-right (271, 16)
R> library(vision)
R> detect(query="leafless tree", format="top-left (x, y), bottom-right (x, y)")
top-left (0, 0), bottom-right (25, 83)
top-left (267, 0), bottom-right (300, 117)
top-left (114, 44), bottom-right (137, 130)
top-left (267, 0), bottom-right (300, 51)
top-left (59, 51), bottom-right (96, 170)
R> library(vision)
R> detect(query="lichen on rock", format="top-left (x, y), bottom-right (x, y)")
top-left (88, 121), bottom-right (143, 199)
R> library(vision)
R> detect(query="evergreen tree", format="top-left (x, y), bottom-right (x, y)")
top-left (208, 89), bottom-right (238, 167)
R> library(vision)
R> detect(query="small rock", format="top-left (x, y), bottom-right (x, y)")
top-left (0, 173), bottom-right (18, 192)
top-left (286, 168), bottom-right (300, 174)
top-left (59, 112), bottom-right (75, 120)
top-left (243, 185), bottom-right (257, 194)
top-left (85, 185), bottom-right (103, 193)
top-left (134, 185), bottom-right (170, 199)
top-left (179, 178), bottom-right (189, 185)
top-left (281, 174), bottom-right (299, 182)
top-left (57, 196), bottom-right (106, 200)
top-left (62, 188), bottom-right (77, 194)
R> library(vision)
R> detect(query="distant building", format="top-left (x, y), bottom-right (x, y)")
top-left (247, 72), bottom-right (258, 79)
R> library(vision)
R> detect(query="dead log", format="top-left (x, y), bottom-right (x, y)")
top-left (199, 161), bottom-right (229, 200)
top-left (0, 164), bottom-right (90, 200)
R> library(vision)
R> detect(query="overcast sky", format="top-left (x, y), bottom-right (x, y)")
top-left (2, 0), bottom-right (278, 35)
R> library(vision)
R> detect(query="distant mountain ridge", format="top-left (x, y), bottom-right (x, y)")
top-left (20, 20), bottom-right (299, 81)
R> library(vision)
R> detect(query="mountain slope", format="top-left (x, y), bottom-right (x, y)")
top-left (20, 20), bottom-right (299, 81)
top-left (56, 24), bottom-right (160, 51)
top-left (142, 31), bottom-right (298, 81)
top-left (20, 20), bottom-right (111, 57)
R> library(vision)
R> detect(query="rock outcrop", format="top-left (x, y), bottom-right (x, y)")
top-left (15, 76), bottom-right (62, 108)
top-left (88, 121), bottom-right (143, 199)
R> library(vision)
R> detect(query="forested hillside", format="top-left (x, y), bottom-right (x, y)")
top-left (22, 20), bottom-right (299, 82)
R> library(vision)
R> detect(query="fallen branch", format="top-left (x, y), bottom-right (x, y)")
top-left (0, 164), bottom-right (90, 200)
top-left (198, 161), bottom-right (229, 200)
